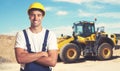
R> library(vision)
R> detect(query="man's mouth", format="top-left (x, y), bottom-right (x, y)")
top-left (33, 20), bottom-right (38, 23)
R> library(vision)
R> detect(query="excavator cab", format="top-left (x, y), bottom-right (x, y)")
top-left (73, 21), bottom-right (95, 37)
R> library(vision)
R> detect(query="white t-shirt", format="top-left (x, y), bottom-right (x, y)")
top-left (15, 28), bottom-right (58, 52)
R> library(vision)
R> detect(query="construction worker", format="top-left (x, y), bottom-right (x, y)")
top-left (14, 2), bottom-right (58, 71)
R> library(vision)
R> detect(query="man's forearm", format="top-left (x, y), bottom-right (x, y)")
top-left (15, 48), bottom-right (48, 64)
top-left (16, 52), bottom-right (41, 64)
top-left (36, 56), bottom-right (57, 67)
top-left (35, 50), bottom-right (58, 67)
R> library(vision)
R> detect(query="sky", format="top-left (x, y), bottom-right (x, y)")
top-left (0, 0), bottom-right (120, 36)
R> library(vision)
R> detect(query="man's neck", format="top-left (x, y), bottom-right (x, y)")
top-left (30, 26), bottom-right (42, 33)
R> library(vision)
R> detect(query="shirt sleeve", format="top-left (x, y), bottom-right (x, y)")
top-left (15, 31), bottom-right (27, 49)
top-left (47, 31), bottom-right (58, 50)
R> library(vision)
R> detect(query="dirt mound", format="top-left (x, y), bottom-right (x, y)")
top-left (0, 35), bottom-right (16, 63)
top-left (0, 56), bottom-right (12, 63)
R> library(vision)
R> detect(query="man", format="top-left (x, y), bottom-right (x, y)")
top-left (14, 2), bottom-right (58, 71)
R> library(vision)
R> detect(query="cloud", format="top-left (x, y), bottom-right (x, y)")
top-left (54, 0), bottom-right (83, 4)
top-left (53, 0), bottom-right (94, 4)
top-left (54, 0), bottom-right (120, 4)
top-left (97, 0), bottom-right (120, 5)
top-left (51, 26), bottom-right (73, 37)
top-left (95, 22), bottom-right (120, 34)
top-left (1, 31), bottom-right (17, 36)
top-left (96, 22), bottom-right (120, 29)
top-left (45, 6), bottom-right (69, 16)
top-left (56, 10), bottom-right (68, 16)
top-left (97, 12), bottom-right (120, 18)
top-left (85, 3), bottom-right (104, 10)
top-left (45, 6), bottom-right (53, 11)
top-left (78, 10), bottom-right (93, 17)
top-left (78, 10), bottom-right (120, 18)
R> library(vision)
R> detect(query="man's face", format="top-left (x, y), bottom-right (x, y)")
top-left (29, 10), bottom-right (44, 27)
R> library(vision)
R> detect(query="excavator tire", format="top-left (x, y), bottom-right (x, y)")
top-left (60, 43), bottom-right (80, 63)
top-left (97, 43), bottom-right (113, 60)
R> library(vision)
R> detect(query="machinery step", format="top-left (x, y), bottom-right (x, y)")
top-left (115, 45), bottom-right (120, 49)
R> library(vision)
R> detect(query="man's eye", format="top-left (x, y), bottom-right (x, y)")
top-left (30, 14), bottom-right (34, 16)
top-left (38, 14), bottom-right (42, 17)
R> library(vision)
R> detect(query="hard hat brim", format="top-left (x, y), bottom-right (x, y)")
top-left (28, 8), bottom-right (45, 16)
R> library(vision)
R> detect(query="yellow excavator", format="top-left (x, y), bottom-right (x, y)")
top-left (57, 20), bottom-right (120, 63)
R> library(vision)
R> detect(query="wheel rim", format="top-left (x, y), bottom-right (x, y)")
top-left (67, 48), bottom-right (77, 59)
top-left (102, 47), bottom-right (111, 58)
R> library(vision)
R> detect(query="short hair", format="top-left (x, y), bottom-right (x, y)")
top-left (28, 8), bottom-right (45, 16)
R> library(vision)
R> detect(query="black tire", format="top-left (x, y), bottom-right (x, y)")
top-left (60, 43), bottom-right (80, 63)
top-left (97, 43), bottom-right (113, 60)
top-left (57, 55), bottom-right (62, 62)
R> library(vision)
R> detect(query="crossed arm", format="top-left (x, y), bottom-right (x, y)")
top-left (15, 48), bottom-right (58, 67)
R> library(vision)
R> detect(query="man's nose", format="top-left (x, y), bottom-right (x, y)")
top-left (34, 15), bottom-right (38, 20)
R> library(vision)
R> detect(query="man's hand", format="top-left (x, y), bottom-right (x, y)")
top-left (37, 52), bottom-right (48, 57)
top-left (36, 50), bottom-right (58, 67)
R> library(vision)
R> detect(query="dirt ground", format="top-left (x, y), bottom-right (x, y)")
top-left (0, 49), bottom-right (120, 71)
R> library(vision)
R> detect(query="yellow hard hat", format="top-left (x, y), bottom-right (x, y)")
top-left (28, 2), bottom-right (45, 15)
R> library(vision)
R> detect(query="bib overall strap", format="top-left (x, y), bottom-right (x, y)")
top-left (42, 30), bottom-right (49, 51)
top-left (23, 30), bottom-right (31, 53)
